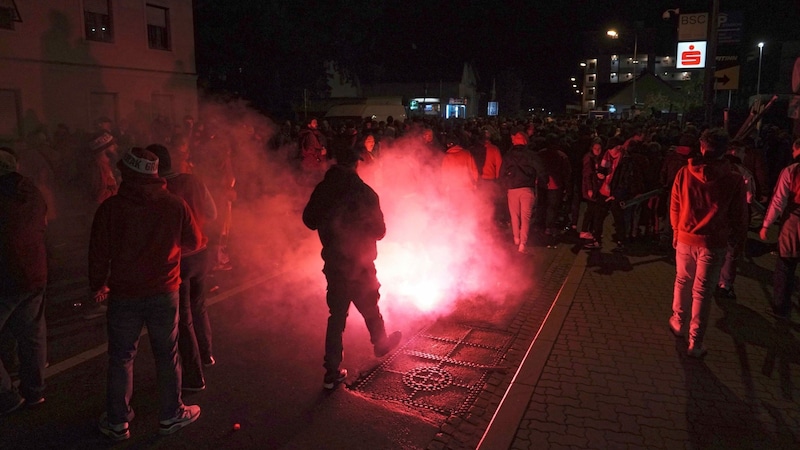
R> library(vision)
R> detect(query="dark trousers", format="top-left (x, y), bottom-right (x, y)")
top-left (772, 256), bottom-right (799, 318)
top-left (178, 249), bottom-right (211, 386)
top-left (322, 264), bottom-right (386, 373)
top-left (0, 288), bottom-right (46, 406)
top-left (593, 195), bottom-right (626, 243)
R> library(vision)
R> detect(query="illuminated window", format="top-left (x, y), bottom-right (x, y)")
top-left (0, 0), bottom-right (21, 30)
top-left (146, 4), bottom-right (170, 50)
top-left (0, 89), bottom-right (22, 140)
top-left (85, 0), bottom-right (113, 42)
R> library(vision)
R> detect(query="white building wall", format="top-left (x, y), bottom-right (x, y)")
top-left (0, 0), bottom-right (197, 141)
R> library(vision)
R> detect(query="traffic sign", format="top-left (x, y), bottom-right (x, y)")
top-left (714, 56), bottom-right (739, 90)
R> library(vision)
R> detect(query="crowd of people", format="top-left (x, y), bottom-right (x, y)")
top-left (1, 105), bottom-right (799, 439)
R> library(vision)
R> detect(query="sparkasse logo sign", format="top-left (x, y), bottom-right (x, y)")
top-left (676, 41), bottom-right (707, 69)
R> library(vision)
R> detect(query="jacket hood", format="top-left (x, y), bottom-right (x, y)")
top-left (687, 156), bottom-right (732, 183)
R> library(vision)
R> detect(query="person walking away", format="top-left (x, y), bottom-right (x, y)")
top-left (440, 131), bottom-right (479, 208)
top-left (89, 148), bottom-right (203, 440)
top-left (717, 141), bottom-right (756, 299)
top-left (302, 146), bottom-right (402, 390)
top-left (669, 128), bottom-right (748, 357)
top-left (147, 144), bottom-right (218, 389)
top-left (500, 127), bottom-right (544, 254)
top-left (0, 148), bottom-right (47, 414)
top-left (759, 138), bottom-right (800, 320)
top-left (536, 134), bottom-right (572, 247)
top-left (479, 127), bottom-right (505, 226)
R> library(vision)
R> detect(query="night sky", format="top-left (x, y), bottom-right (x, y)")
top-left (193, 0), bottom-right (800, 117)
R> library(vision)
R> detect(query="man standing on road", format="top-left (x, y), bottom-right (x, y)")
top-left (89, 148), bottom-right (203, 440)
top-left (669, 128), bottom-right (747, 357)
top-left (0, 148), bottom-right (48, 415)
top-left (759, 137), bottom-right (800, 320)
top-left (303, 146), bottom-right (401, 390)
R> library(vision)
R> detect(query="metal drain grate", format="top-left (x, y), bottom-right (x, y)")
top-left (350, 322), bottom-right (512, 416)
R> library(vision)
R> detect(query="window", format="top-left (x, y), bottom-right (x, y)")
top-left (0, 89), bottom-right (22, 140)
top-left (85, 0), bottom-right (113, 42)
top-left (147, 4), bottom-right (170, 50)
top-left (0, 0), bottom-right (21, 30)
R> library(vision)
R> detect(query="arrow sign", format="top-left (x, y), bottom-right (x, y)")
top-left (715, 74), bottom-right (731, 85)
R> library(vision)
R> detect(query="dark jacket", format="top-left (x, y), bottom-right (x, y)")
top-left (581, 151), bottom-right (603, 201)
top-left (0, 172), bottom-right (47, 295)
top-left (163, 172), bottom-right (218, 254)
top-left (89, 176), bottom-right (202, 297)
top-left (500, 145), bottom-right (544, 190)
top-left (537, 146), bottom-right (572, 191)
top-left (303, 164), bottom-right (386, 277)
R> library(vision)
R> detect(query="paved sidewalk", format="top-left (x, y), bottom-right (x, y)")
top-left (482, 232), bottom-right (800, 449)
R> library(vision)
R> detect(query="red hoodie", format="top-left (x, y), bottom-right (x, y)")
top-left (89, 176), bottom-right (201, 297)
top-left (670, 157), bottom-right (747, 249)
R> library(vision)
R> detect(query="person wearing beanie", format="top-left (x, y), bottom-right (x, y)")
top-left (146, 143), bottom-right (218, 388)
top-left (669, 128), bottom-right (748, 358)
top-left (0, 147), bottom-right (48, 414)
top-left (89, 147), bottom-right (204, 440)
top-left (303, 147), bottom-right (402, 390)
top-left (87, 131), bottom-right (119, 205)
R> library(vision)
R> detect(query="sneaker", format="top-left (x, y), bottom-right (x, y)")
top-left (613, 241), bottom-right (626, 251)
top-left (668, 315), bottom-right (684, 337)
top-left (579, 231), bottom-right (594, 240)
top-left (374, 331), bottom-right (402, 357)
top-left (518, 245), bottom-right (535, 255)
top-left (687, 343), bottom-right (707, 358)
top-left (159, 405), bottom-right (201, 435)
top-left (1, 396), bottom-right (25, 416)
top-left (203, 356), bottom-right (216, 367)
top-left (26, 396), bottom-right (45, 406)
top-left (584, 240), bottom-right (601, 249)
top-left (716, 286), bottom-right (736, 299)
top-left (182, 383), bottom-right (206, 392)
top-left (323, 368), bottom-right (348, 390)
top-left (98, 412), bottom-right (130, 441)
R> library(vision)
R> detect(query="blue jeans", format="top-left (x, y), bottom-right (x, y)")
top-left (0, 288), bottom-right (46, 405)
top-left (507, 187), bottom-right (535, 247)
top-left (106, 291), bottom-right (182, 424)
top-left (672, 243), bottom-right (725, 348)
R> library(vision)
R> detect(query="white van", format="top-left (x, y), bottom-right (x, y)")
top-left (325, 103), bottom-right (407, 124)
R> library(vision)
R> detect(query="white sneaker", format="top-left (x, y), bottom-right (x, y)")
top-left (159, 405), bottom-right (201, 435)
top-left (579, 231), bottom-right (593, 240)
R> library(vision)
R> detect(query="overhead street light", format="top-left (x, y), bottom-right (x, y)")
top-left (607, 29), bottom-right (639, 109)
top-left (757, 42), bottom-right (764, 99)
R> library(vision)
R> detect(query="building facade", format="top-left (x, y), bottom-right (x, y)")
top-left (0, 0), bottom-right (197, 143)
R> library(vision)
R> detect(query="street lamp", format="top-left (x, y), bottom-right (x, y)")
top-left (757, 42), bottom-right (764, 99)
top-left (607, 29), bottom-right (639, 109)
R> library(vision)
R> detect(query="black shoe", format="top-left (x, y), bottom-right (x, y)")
top-left (202, 356), bottom-right (216, 367)
top-left (716, 286), bottom-right (736, 299)
top-left (182, 381), bottom-right (206, 392)
top-left (323, 368), bottom-right (347, 390)
top-left (374, 331), bottom-right (402, 357)
top-left (1, 396), bottom-right (25, 416)
top-left (584, 240), bottom-right (601, 249)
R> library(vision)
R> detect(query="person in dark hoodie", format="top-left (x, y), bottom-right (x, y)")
top-left (146, 144), bottom-right (218, 390)
top-left (90, 147), bottom-right (203, 440)
top-left (658, 133), bottom-right (697, 246)
top-left (0, 147), bottom-right (47, 415)
top-left (303, 145), bottom-right (401, 390)
top-left (669, 128), bottom-right (748, 358)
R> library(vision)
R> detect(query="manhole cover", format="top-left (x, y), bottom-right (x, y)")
top-left (402, 366), bottom-right (453, 391)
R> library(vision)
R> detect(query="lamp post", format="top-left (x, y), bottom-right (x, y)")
top-left (757, 42), bottom-right (764, 99)
top-left (607, 29), bottom-right (638, 110)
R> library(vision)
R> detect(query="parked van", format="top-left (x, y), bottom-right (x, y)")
top-left (325, 102), bottom-right (407, 125)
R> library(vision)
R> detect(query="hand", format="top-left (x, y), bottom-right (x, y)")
top-left (92, 286), bottom-right (110, 303)
top-left (759, 227), bottom-right (768, 241)
top-left (597, 173), bottom-right (605, 180)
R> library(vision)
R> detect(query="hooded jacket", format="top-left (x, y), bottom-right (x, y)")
top-left (500, 145), bottom-right (544, 190)
top-left (670, 157), bottom-right (748, 249)
top-left (762, 156), bottom-right (800, 258)
top-left (88, 176), bottom-right (202, 297)
top-left (0, 172), bottom-right (47, 295)
top-left (303, 164), bottom-right (385, 278)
